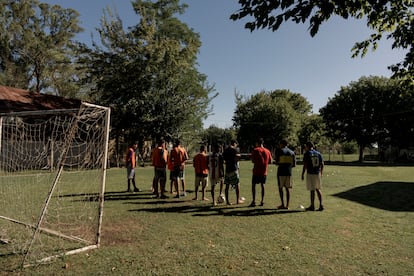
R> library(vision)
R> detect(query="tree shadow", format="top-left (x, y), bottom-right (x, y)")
top-left (333, 181), bottom-right (414, 212)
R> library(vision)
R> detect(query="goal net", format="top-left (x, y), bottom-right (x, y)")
top-left (0, 102), bottom-right (110, 269)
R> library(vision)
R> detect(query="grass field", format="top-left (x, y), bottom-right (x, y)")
top-left (2, 160), bottom-right (414, 275)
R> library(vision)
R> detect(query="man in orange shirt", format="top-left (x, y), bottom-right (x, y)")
top-left (126, 141), bottom-right (140, 192)
top-left (170, 139), bottom-right (188, 198)
top-left (152, 139), bottom-right (168, 199)
top-left (192, 145), bottom-right (209, 201)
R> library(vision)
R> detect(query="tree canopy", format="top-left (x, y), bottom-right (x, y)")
top-left (81, 0), bottom-right (216, 143)
top-left (230, 0), bottom-right (414, 83)
top-left (320, 76), bottom-right (414, 161)
top-left (233, 89), bottom-right (311, 150)
top-left (0, 0), bottom-right (83, 95)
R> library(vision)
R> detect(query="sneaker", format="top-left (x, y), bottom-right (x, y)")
top-left (133, 188), bottom-right (141, 192)
top-left (181, 192), bottom-right (187, 197)
top-left (174, 194), bottom-right (180, 199)
top-left (248, 202), bottom-right (256, 207)
top-left (317, 205), bottom-right (324, 211)
top-left (259, 202), bottom-right (264, 206)
top-left (305, 206), bottom-right (315, 211)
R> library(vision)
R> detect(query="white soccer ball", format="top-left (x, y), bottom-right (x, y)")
top-left (217, 194), bottom-right (225, 204)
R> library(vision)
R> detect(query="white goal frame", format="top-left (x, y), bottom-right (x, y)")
top-left (0, 102), bottom-right (110, 269)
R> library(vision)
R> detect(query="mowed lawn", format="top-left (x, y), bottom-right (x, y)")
top-left (9, 161), bottom-right (414, 275)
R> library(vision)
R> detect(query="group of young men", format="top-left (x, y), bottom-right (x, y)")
top-left (249, 138), bottom-right (324, 211)
top-left (125, 138), bottom-right (324, 211)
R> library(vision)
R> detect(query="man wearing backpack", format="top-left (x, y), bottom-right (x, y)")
top-left (301, 141), bottom-right (324, 211)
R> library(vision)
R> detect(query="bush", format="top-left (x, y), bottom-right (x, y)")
top-left (342, 141), bottom-right (358, 154)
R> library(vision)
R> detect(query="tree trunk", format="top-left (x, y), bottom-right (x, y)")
top-left (359, 145), bottom-right (364, 162)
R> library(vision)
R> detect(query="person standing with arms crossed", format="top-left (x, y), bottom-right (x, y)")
top-left (223, 140), bottom-right (242, 205)
top-left (275, 139), bottom-right (296, 210)
top-left (301, 141), bottom-right (324, 211)
top-left (125, 141), bottom-right (141, 192)
top-left (249, 138), bottom-right (273, 207)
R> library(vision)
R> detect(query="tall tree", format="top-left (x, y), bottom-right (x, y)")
top-left (233, 89), bottom-right (311, 150)
top-left (298, 114), bottom-right (329, 149)
top-left (230, 1), bottom-right (414, 83)
top-left (0, 0), bottom-right (83, 95)
top-left (200, 125), bottom-right (237, 147)
top-left (84, 0), bottom-right (216, 143)
top-left (320, 76), bottom-right (413, 162)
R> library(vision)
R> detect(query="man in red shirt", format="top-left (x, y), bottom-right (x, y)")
top-left (192, 145), bottom-right (209, 201)
top-left (152, 139), bottom-right (168, 199)
top-left (249, 138), bottom-right (273, 207)
top-left (170, 139), bottom-right (188, 198)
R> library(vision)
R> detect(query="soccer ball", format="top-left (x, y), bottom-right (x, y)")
top-left (217, 194), bottom-right (225, 204)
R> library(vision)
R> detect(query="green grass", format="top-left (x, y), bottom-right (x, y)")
top-left (2, 161), bottom-right (414, 275)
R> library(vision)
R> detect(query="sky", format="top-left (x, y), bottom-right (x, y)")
top-left (43, 0), bottom-right (406, 128)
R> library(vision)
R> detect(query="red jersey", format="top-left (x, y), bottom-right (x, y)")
top-left (193, 152), bottom-right (209, 175)
top-left (171, 146), bottom-right (188, 169)
top-left (152, 147), bottom-right (168, 168)
top-left (251, 146), bottom-right (272, 176)
top-left (167, 153), bottom-right (174, 171)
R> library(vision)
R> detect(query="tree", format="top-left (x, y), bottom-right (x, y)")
top-left (199, 125), bottom-right (237, 147)
top-left (298, 114), bottom-right (329, 149)
top-left (230, 1), bottom-right (414, 83)
top-left (0, 0), bottom-right (83, 95)
top-left (320, 76), bottom-right (413, 162)
top-left (233, 89), bottom-right (311, 151)
top-left (83, 0), bottom-right (216, 144)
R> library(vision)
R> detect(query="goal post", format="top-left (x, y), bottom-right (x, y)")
top-left (0, 102), bottom-right (110, 269)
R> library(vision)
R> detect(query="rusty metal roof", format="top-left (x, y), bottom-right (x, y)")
top-left (0, 85), bottom-right (81, 114)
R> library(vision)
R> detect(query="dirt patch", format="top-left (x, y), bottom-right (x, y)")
top-left (100, 219), bottom-right (144, 246)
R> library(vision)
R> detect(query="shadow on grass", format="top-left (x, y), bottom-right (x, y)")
top-left (128, 202), bottom-right (308, 217)
top-left (333, 181), bottom-right (414, 212)
top-left (64, 191), bottom-right (310, 216)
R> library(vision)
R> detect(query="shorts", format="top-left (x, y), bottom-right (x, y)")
top-left (252, 175), bottom-right (267, 184)
top-left (278, 176), bottom-right (293, 188)
top-left (306, 173), bottom-right (321, 191)
top-left (209, 176), bottom-right (223, 186)
top-left (195, 174), bottom-right (208, 188)
top-left (127, 166), bottom-right (135, 179)
top-left (225, 171), bottom-right (239, 189)
top-left (154, 167), bottom-right (166, 181)
top-left (171, 166), bottom-right (184, 180)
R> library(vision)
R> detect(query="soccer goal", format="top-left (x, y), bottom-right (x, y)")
top-left (0, 102), bottom-right (110, 269)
